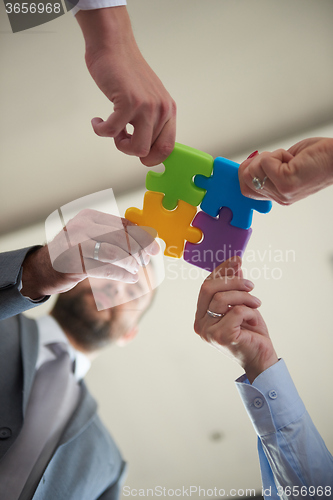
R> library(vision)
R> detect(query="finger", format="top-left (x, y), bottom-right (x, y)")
top-left (120, 225), bottom-right (159, 265)
top-left (241, 156), bottom-right (301, 205)
top-left (82, 209), bottom-right (157, 250)
top-left (83, 225), bottom-right (141, 258)
top-left (197, 278), bottom-right (255, 320)
top-left (83, 261), bottom-right (139, 283)
top-left (235, 266), bottom-right (243, 278)
top-left (224, 305), bottom-right (259, 334)
top-left (85, 228), bottom-right (145, 267)
top-left (148, 97), bottom-right (176, 146)
top-left (208, 290), bottom-right (261, 319)
top-left (81, 240), bottom-right (139, 275)
top-left (246, 161), bottom-right (278, 201)
top-left (125, 224), bottom-right (159, 255)
top-left (196, 275), bottom-right (254, 321)
top-left (140, 114), bottom-right (176, 167)
top-left (83, 224), bottom-right (158, 266)
top-left (239, 154), bottom-right (272, 200)
top-left (114, 118), bottom-right (154, 158)
top-left (91, 108), bottom-right (132, 138)
top-left (207, 256), bottom-right (242, 280)
top-left (208, 305), bottom-right (259, 346)
top-left (260, 149), bottom-right (295, 187)
top-left (67, 210), bottom-right (133, 243)
top-left (240, 150), bottom-right (295, 202)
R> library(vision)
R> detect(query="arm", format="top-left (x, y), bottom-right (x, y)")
top-left (0, 247), bottom-right (50, 320)
top-left (238, 137), bottom-right (333, 205)
top-left (0, 210), bottom-right (159, 319)
top-left (194, 258), bottom-right (333, 498)
top-left (236, 361), bottom-right (333, 499)
top-left (75, 6), bottom-right (176, 166)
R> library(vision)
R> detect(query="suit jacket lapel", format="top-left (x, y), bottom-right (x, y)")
top-left (19, 315), bottom-right (98, 444)
top-left (19, 315), bottom-right (39, 415)
top-left (58, 381), bottom-right (97, 446)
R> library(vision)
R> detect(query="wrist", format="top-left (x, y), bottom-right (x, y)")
top-left (21, 246), bottom-right (70, 299)
top-left (76, 6), bottom-right (136, 62)
top-left (244, 351), bottom-right (279, 384)
top-left (324, 138), bottom-right (333, 180)
top-left (21, 246), bottom-right (49, 300)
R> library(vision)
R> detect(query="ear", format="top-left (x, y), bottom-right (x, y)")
top-left (115, 326), bottom-right (139, 347)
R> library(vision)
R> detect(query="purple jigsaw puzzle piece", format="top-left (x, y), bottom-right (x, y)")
top-left (183, 207), bottom-right (252, 272)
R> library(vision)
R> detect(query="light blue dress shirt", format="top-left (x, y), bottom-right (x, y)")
top-left (236, 360), bottom-right (333, 500)
top-left (36, 315), bottom-right (91, 381)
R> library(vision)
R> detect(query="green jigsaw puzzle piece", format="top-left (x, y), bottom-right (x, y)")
top-left (146, 142), bottom-right (214, 210)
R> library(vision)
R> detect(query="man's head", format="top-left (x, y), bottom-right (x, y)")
top-left (51, 264), bottom-right (155, 353)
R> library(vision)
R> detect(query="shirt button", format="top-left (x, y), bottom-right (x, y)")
top-left (253, 397), bottom-right (263, 408)
top-left (268, 390), bottom-right (278, 400)
top-left (0, 427), bottom-right (12, 439)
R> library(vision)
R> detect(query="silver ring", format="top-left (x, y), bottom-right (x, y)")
top-left (93, 241), bottom-right (101, 261)
top-left (207, 309), bottom-right (224, 319)
top-left (252, 176), bottom-right (267, 190)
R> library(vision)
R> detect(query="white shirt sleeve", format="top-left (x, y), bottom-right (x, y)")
top-left (72, 0), bottom-right (127, 16)
top-left (235, 360), bottom-right (333, 500)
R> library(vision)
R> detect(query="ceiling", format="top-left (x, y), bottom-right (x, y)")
top-left (1, 0), bottom-right (333, 234)
top-left (1, 0), bottom-right (333, 497)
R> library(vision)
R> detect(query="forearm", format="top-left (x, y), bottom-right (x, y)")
top-left (75, 6), bottom-right (138, 66)
top-left (260, 414), bottom-right (333, 496)
top-left (236, 360), bottom-right (333, 496)
top-left (74, 2), bottom-right (176, 165)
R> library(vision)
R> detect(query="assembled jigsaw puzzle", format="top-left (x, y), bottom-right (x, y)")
top-left (125, 142), bottom-right (272, 272)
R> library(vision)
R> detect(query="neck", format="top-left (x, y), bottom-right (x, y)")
top-left (49, 312), bottom-right (98, 361)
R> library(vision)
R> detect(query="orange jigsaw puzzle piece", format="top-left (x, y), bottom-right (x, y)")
top-left (125, 191), bottom-right (202, 258)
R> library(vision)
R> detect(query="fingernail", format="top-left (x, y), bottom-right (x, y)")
top-left (244, 279), bottom-right (254, 290)
top-left (247, 150), bottom-right (259, 159)
top-left (253, 296), bottom-right (261, 306)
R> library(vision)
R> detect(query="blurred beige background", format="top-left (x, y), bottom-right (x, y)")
top-left (1, 0), bottom-right (333, 497)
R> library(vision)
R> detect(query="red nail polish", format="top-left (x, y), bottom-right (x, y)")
top-left (247, 150), bottom-right (259, 159)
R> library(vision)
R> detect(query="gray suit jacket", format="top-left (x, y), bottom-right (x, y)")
top-left (0, 248), bottom-right (126, 500)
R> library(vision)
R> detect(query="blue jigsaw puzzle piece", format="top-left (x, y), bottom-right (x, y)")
top-left (194, 157), bottom-right (272, 229)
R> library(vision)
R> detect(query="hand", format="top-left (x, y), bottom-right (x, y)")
top-left (21, 209), bottom-right (159, 299)
top-left (239, 137), bottom-right (333, 205)
top-left (76, 7), bottom-right (176, 167)
top-left (194, 257), bottom-right (278, 383)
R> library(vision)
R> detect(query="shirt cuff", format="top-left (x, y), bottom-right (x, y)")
top-left (72, 0), bottom-right (127, 16)
top-left (235, 359), bottom-right (306, 437)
